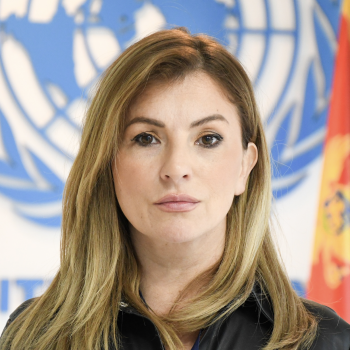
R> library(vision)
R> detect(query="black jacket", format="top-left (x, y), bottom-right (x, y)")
top-left (2, 284), bottom-right (350, 349)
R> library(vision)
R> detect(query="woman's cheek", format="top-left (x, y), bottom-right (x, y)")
top-left (117, 154), bottom-right (155, 200)
top-left (215, 152), bottom-right (242, 199)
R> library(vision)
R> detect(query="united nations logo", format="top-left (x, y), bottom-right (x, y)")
top-left (0, 0), bottom-right (341, 227)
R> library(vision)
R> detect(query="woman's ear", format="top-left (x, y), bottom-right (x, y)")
top-left (234, 142), bottom-right (258, 196)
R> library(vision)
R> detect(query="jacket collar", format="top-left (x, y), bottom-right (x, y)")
top-left (120, 282), bottom-right (274, 323)
top-left (250, 282), bottom-right (274, 323)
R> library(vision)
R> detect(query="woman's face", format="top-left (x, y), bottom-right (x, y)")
top-left (113, 72), bottom-right (257, 244)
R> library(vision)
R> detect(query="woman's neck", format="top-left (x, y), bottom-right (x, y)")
top-left (130, 220), bottom-right (226, 316)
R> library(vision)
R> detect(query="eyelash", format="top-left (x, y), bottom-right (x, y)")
top-left (131, 132), bottom-right (224, 149)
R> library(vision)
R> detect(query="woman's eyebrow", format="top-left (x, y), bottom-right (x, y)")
top-left (126, 114), bottom-right (229, 129)
top-left (126, 116), bottom-right (165, 128)
top-left (190, 114), bottom-right (229, 127)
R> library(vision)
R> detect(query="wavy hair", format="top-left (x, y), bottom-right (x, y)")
top-left (0, 27), bottom-right (317, 350)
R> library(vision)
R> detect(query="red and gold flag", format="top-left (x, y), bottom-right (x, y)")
top-left (307, 0), bottom-right (350, 321)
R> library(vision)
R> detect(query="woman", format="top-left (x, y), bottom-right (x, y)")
top-left (1, 27), bottom-right (349, 350)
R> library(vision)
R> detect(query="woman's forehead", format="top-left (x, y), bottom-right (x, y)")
top-left (126, 72), bottom-right (239, 127)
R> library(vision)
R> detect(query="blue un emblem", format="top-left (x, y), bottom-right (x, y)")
top-left (0, 0), bottom-right (341, 227)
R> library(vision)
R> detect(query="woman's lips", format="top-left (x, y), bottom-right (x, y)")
top-left (155, 201), bottom-right (199, 212)
top-left (154, 194), bottom-right (200, 212)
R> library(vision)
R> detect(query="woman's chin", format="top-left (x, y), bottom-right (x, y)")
top-left (151, 226), bottom-right (205, 245)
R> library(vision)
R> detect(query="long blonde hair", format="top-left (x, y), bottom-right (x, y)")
top-left (0, 27), bottom-right (317, 350)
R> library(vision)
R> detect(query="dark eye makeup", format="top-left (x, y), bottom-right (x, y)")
top-left (195, 133), bottom-right (223, 148)
top-left (131, 132), bottom-right (223, 148)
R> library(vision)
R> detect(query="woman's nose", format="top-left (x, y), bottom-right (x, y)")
top-left (159, 144), bottom-right (192, 183)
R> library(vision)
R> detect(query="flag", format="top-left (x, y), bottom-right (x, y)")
top-left (307, 0), bottom-right (350, 321)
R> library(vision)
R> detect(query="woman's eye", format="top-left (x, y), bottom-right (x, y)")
top-left (196, 134), bottom-right (223, 148)
top-left (132, 133), bottom-right (159, 147)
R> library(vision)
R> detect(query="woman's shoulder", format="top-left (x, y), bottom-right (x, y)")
top-left (302, 298), bottom-right (350, 327)
top-left (8, 298), bottom-right (36, 320)
top-left (250, 283), bottom-right (350, 348)
top-left (302, 299), bottom-right (350, 349)
top-left (1, 298), bottom-right (36, 336)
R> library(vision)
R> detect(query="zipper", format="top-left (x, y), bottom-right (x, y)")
top-left (120, 302), bottom-right (165, 350)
